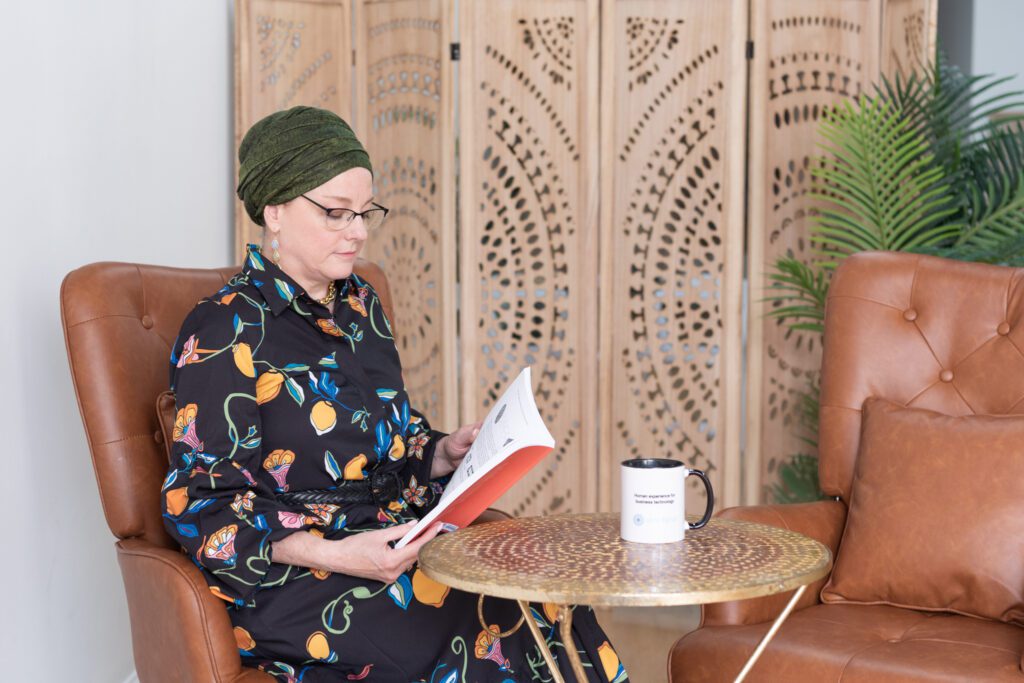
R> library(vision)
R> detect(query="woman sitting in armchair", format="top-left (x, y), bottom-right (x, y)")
top-left (160, 105), bottom-right (628, 682)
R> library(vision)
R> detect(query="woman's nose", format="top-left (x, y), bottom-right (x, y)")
top-left (347, 217), bottom-right (369, 241)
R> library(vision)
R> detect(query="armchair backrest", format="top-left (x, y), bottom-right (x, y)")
top-left (61, 259), bottom-right (394, 547)
top-left (819, 251), bottom-right (1024, 500)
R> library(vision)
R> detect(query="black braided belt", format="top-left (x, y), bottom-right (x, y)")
top-left (277, 471), bottom-right (402, 507)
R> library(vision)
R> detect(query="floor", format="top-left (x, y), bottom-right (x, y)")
top-left (594, 605), bottom-right (701, 683)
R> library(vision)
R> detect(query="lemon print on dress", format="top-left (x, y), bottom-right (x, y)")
top-left (310, 400), bottom-right (337, 435)
top-left (305, 631), bottom-right (337, 662)
top-left (233, 626), bottom-right (255, 651)
top-left (165, 487), bottom-right (188, 516)
top-left (256, 370), bottom-right (284, 404)
top-left (388, 434), bottom-right (405, 461)
top-left (344, 454), bottom-right (368, 480)
top-left (232, 343), bottom-right (255, 377)
top-left (597, 641), bottom-right (627, 682)
top-left (412, 569), bottom-right (450, 607)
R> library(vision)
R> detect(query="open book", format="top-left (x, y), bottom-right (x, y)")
top-left (395, 366), bottom-right (555, 548)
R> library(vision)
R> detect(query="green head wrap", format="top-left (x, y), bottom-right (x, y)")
top-left (236, 106), bottom-right (373, 227)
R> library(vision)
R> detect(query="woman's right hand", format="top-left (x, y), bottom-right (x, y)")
top-left (321, 522), bottom-right (443, 584)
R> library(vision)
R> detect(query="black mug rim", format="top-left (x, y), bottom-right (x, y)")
top-left (621, 458), bottom-right (684, 469)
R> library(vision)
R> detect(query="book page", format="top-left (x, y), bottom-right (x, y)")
top-left (394, 366), bottom-right (554, 548)
top-left (438, 366), bottom-right (553, 505)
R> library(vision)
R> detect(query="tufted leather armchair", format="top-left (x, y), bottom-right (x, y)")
top-left (60, 260), bottom-right (406, 682)
top-left (671, 252), bottom-right (1024, 681)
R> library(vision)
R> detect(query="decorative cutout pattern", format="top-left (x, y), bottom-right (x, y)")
top-left (462, 0), bottom-right (598, 517)
top-left (357, 0), bottom-right (453, 427)
top-left (235, 0), bottom-right (353, 256)
top-left (519, 17), bottom-right (575, 90)
top-left (625, 17), bottom-right (685, 91)
top-left (602, 0), bottom-right (747, 514)
top-left (882, 0), bottom-right (937, 81)
top-left (749, 0), bottom-right (880, 500)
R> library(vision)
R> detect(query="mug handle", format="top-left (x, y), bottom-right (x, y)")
top-left (686, 469), bottom-right (714, 529)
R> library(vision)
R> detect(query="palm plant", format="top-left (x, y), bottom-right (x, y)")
top-left (765, 56), bottom-right (1024, 503)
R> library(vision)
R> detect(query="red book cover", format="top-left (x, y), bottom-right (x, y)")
top-left (396, 368), bottom-right (553, 547)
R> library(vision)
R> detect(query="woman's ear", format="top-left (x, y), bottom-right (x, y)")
top-left (262, 203), bottom-right (281, 229)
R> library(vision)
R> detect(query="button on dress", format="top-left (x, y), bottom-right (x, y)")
top-left (160, 244), bottom-right (629, 682)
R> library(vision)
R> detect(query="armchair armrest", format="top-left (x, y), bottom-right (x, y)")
top-left (701, 500), bottom-right (846, 627)
top-left (116, 538), bottom-right (273, 683)
top-left (473, 508), bottom-right (513, 525)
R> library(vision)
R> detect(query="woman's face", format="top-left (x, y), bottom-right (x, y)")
top-left (263, 166), bottom-right (374, 286)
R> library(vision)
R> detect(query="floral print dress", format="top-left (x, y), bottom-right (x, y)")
top-left (160, 244), bottom-right (629, 682)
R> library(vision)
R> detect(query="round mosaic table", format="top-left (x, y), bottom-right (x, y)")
top-left (418, 513), bottom-right (832, 683)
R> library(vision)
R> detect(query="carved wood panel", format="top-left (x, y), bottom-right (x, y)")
top-left (459, 0), bottom-right (600, 516)
top-left (598, 0), bottom-right (748, 514)
top-left (234, 0), bottom-right (354, 256)
top-left (747, 1), bottom-right (882, 503)
top-left (354, 0), bottom-right (457, 429)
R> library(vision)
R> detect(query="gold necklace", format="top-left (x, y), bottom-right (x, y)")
top-left (317, 280), bottom-right (337, 306)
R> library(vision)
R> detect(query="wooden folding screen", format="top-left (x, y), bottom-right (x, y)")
top-left (353, 0), bottom-right (457, 428)
top-left (236, 0), bottom-right (940, 513)
top-left (598, 0), bottom-right (749, 513)
top-left (234, 0), bottom-right (353, 255)
top-left (882, 0), bottom-right (939, 81)
top-left (745, 0), bottom-right (937, 503)
top-left (458, 0), bottom-right (602, 516)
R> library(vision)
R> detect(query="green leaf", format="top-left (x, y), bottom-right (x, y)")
top-left (768, 454), bottom-right (824, 504)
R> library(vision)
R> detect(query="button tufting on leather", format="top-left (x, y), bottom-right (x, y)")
top-left (940, 369), bottom-right (954, 383)
top-left (141, 314), bottom-right (154, 329)
top-left (903, 309), bottom-right (918, 322)
top-left (887, 638), bottom-right (901, 644)
top-left (153, 430), bottom-right (163, 444)
top-left (998, 322), bottom-right (1010, 335)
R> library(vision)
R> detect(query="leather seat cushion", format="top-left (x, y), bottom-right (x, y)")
top-left (670, 604), bottom-right (1024, 682)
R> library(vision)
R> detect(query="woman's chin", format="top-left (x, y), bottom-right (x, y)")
top-left (328, 250), bottom-right (360, 275)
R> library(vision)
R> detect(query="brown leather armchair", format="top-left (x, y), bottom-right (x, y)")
top-left (671, 252), bottom-right (1024, 681)
top-left (60, 259), bottom-right (399, 682)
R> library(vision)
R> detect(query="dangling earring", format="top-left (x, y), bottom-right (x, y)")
top-left (270, 236), bottom-right (281, 265)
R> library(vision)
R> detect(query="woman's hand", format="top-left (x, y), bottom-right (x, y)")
top-left (271, 522), bottom-right (443, 584)
top-left (431, 421), bottom-right (482, 478)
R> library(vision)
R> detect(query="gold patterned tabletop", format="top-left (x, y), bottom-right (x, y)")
top-left (418, 513), bottom-right (832, 607)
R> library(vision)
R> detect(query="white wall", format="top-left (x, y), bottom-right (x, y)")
top-left (1, 2), bottom-right (234, 680)
top-left (971, 0), bottom-right (1024, 98)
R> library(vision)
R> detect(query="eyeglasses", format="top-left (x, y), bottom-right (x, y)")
top-left (299, 194), bottom-right (389, 232)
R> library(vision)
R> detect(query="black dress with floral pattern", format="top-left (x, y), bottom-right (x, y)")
top-left (160, 244), bottom-right (629, 682)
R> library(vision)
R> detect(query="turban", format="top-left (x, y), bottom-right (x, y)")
top-left (236, 106), bottom-right (373, 227)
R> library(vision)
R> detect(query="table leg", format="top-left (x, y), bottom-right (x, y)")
top-left (557, 605), bottom-right (589, 682)
top-left (516, 599), bottom-right (567, 683)
top-left (733, 584), bottom-right (807, 683)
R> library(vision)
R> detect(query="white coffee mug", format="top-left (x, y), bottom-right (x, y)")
top-left (620, 458), bottom-right (714, 543)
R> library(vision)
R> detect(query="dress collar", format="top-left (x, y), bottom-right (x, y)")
top-left (242, 243), bottom-right (352, 317)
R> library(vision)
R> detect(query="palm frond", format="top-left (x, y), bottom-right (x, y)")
top-left (767, 453), bottom-right (824, 504)
top-left (810, 95), bottom-right (961, 263)
top-left (954, 124), bottom-right (1024, 255)
top-left (764, 258), bottom-right (829, 333)
top-left (880, 57), bottom-right (1024, 167)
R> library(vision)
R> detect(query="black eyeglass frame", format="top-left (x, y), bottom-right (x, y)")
top-left (299, 194), bottom-right (389, 230)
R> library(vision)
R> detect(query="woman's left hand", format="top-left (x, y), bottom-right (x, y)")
top-left (431, 421), bottom-right (483, 478)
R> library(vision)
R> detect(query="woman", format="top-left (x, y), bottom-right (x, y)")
top-left (161, 106), bottom-right (628, 682)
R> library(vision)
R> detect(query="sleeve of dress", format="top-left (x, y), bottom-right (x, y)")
top-left (398, 405), bottom-right (450, 514)
top-left (160, 301), bottom-right (317, 605)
